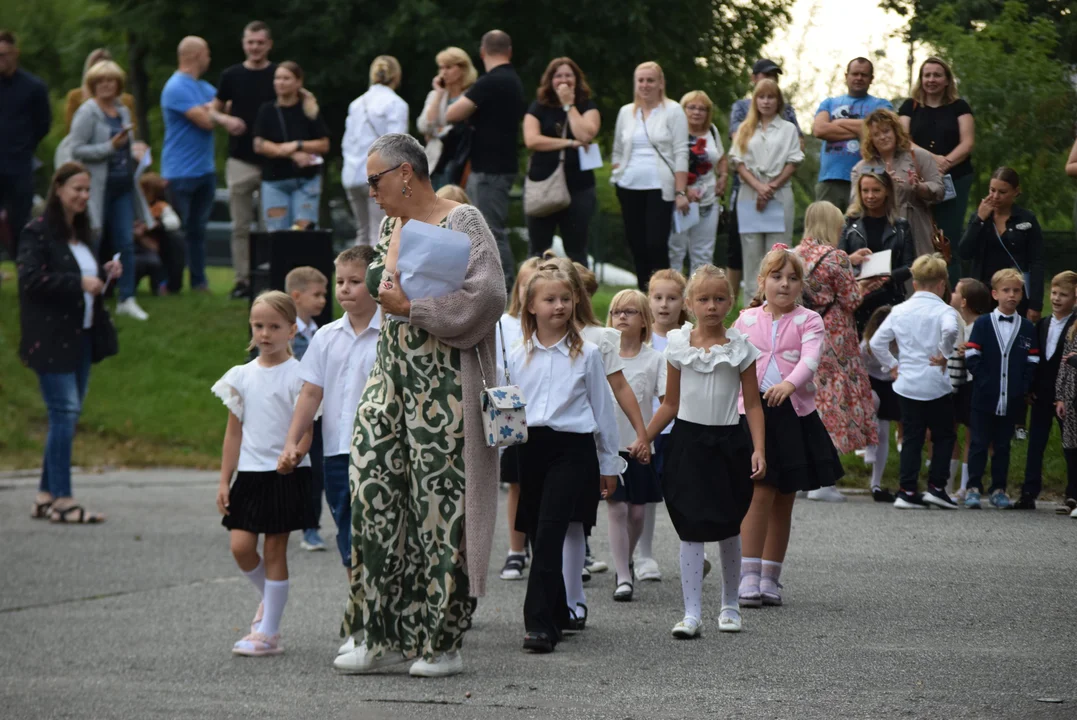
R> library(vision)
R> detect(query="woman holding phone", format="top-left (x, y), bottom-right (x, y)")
top-left (66, 60), bottom-right (148, 321)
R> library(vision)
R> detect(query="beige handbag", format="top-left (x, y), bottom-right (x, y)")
top-left (523, 120), bottom-right (571, 218)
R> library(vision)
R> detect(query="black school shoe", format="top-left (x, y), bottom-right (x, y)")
top-left (872, 487), bottom-right (896, 503)
top-left (523, 631), bottom-right (554, 653)
top-left (922, 486), bottom-right (958, 510)
top-left (1011, 495), bottom-right (1037, 510)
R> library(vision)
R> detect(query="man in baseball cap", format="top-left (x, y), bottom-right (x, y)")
top-left (751, 59), bottom-right (783, 77)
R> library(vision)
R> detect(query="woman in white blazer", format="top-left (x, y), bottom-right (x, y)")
top-left (611, 62), bottom-right (689, 290)
top-left (341, 56), bottom-right (409, 246)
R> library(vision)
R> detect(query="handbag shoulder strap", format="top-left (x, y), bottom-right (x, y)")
top-left (807, 247), bottom-right (834, 281)
top-left (475, 320), bottom-right (510, 388)
top-left (275, 103), bottom-right (289, 142)
top-left (640, 105), bottom-right (676, 175)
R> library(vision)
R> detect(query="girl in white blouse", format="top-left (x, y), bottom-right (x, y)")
top-left (729, 79), bottom-right (804, 304)
top-left (212, 291), bottom-right (315, 658)
top-left (507, 268), bottom-right (625, 654)
top-left (605, 290), bottom-right (667, 602)
top-left (645, 266), bottom-right (766, 638)
top-left (611, 62), bottom-right (690, 290)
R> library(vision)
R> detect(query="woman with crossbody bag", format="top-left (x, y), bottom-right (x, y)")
top-left (957, 166), bottom-right (1045, 321)
top-left (341, 56), bottom-right (409, 245)
top-left (668, 90), bottom-right (729, 275)
top-left (252, 62), bottom-right (330, 232)
top-left (523, 58), bottom-right (602, 264)
top-left (611, 62), bottom-right (690, 291)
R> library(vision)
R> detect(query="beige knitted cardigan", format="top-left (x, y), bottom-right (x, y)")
top-left (403, 203), bottom-right (506, 598)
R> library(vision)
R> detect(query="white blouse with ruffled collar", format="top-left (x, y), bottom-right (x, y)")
top-left (664, 322), bottom-right (760, 426)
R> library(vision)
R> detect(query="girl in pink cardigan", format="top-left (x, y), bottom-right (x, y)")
top-left (732, 246), bottom-right (844, 608)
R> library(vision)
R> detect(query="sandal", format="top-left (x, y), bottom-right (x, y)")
top-left (251, 601), bottom-right (264, 634)
top-left (31, 499), bottom-right (53, 520)
top-left (232, 631), bottom-right (283, 657)
top-left (48, 504), bottom-right (106, 524)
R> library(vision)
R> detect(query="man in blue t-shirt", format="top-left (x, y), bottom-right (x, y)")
top-left (161, 36), bottom-right (244, 291)
top-left (812, 57), bottom-right (892, 212)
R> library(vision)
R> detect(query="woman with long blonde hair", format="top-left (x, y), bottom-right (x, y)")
top-left (611, 61), bottom-right (690, 290)
top-left (729, 79), bottom-right (803, 304)
top-left (418, 46), bottom-right (478, 189)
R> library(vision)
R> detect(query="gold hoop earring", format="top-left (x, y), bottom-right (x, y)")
top-left (403, 180), bottom-right (412, 198)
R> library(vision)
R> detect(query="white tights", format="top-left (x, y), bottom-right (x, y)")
top-left (562, 522), bottom-right (587, 613)
top-left (679, 536), bottom-right (742, 621)
top-left (608, 501), bottom-right (645, 584)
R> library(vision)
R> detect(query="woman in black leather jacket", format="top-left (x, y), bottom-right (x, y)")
top-left (840, 170), bottom-right (916, 333)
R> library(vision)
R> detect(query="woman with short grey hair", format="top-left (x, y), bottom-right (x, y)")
top-left (334, 133), bottom-right (506, 678)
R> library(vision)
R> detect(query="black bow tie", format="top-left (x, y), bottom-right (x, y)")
top-left (998, 316), bottom-right (1014, 323)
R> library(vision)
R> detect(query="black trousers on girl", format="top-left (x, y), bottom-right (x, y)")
top-left (516, 427), bottom-right (599, 644)
top-left (616, 187), bottom-right (673, 291)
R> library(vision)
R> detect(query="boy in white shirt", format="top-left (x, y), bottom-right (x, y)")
top-left (280, 246), bottom-right (381, 599)
top-left (870, 254), bottom-right (960, 510)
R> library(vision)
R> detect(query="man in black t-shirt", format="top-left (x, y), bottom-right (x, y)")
top-left (212, 21), bottom-right (276, 299)
top-left (444, 29), bottom-right (524, 290)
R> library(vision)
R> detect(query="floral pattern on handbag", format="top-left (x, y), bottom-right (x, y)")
top-left (476, 321), bottom-right (528, 448)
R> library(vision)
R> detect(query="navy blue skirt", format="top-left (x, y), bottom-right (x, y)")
top-left (222, 467), bottom-right (316, 535)
top-left (609, 452), bottom-right (663, 504)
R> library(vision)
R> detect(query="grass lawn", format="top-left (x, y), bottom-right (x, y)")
top-left (1, 265), bottom-right (1067, 496)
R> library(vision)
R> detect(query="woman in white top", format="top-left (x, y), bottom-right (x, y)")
top-left (668, 90), bottom-right (729, 276)
top-left (341, 56), bottom-right (409, 246)
top-left (417, 46), bottom-right (478, 190)
top-left (729, 79), bottom-right (804, 304)
top-left (611, 62), bottom-right (690, 291)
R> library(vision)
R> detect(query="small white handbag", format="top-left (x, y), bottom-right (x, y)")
top-left (477, 322), bottom-right (528, 448)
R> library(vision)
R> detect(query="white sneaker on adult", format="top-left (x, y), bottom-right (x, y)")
top-left (634, 557), bottom-right (662, 582)
top-left (1070, 507), bottom-right (1077, 519)
top-left (807, 486), bottom-right (846, 503)
top-left (338, 636), bottom-right (356, 656)
top-left (333, 642), bottom-right (407, 674)
top-left (116, 297), bottom-right (149, 321)
top-left (409, 651), bottom-right (464, 678)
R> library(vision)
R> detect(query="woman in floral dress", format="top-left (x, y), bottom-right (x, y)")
top-left (794, 202), bottom-right (879, 458)
top-left (333, 134), bottom-right (505, 678)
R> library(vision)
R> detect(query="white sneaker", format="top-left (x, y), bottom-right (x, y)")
top-left (1070, 507), bottom-right (1077, 519)
top-left (116, 297), bottom-right (149, 320)
top-left (338, 636), bottom-right (356, 656)
top-left (634, 557), bottom-right (662, 582)
top-left (333, 641), bottom-right (407, 674)
top-left (807, 486), bottom-right (846, 503)
top-left (409, 651), bottom-right (463, 677)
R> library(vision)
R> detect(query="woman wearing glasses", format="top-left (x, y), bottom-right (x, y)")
top-left (333, 134), bottom-right (505, 678)
top-left (850, 108), bottom-right (943, 259)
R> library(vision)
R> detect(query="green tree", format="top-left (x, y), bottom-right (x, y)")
top-left (917, 2), bottom-right (1077, 229)
top-left (880, 0), bottom-right (1077, 65)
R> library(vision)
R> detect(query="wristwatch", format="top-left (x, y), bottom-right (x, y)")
top-left (676, 190), bottom-right (688, 198)
top-left (563, 104), bottom-right (573, 113)
top-left (297, 139), bottom-right (304, 151)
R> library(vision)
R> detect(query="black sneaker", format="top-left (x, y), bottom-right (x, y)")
top-left (499, 553), bottom-right (526, 581)
top-left (230, 282), bottom-right (252, 300)
top-left (922, 485), bottom-right (958, 510)
top-left (893, 491), bottom-right (928, 509)
top-left (1011, 495), bottom-right (1036, 510)
top-left (872, 487), bottom-right (896, 503)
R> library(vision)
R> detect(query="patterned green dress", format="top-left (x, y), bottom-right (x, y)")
top-left (342, 217), bottom-right (476, 661)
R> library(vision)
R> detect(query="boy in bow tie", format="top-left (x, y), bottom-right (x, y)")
top-left (963, 268), bottom-right (1039, 509)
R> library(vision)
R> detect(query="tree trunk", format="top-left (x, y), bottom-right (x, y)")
top-left (127, 32), bottom-right (151, 145)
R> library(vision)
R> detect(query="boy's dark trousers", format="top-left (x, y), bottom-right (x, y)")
top-left (898, 395), bottom-right (956, 493)
top-left (967, 410), bottom-right (1017, 493)
top-left (1021, 396), bottom-right (1063, 499)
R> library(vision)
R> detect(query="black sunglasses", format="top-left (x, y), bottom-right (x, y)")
top-left (367, 163), bottom-right (404, 192)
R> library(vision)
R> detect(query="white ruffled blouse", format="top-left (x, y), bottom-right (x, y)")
top-left (665, 322), bottom-right (760, 426)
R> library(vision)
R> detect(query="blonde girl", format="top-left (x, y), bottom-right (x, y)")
top-left (732, 248), bottom-right (842, 609)
top-left (637, 268), bottom-right (689, 582)
top-left (212, 291), bottom-right (315, 657)
top-left (507, 269), bottom-right (623, 653)
top-left (605, 290), bottom-right (666, 601)
top-left (729, 80), bottom-right (804, 304)
top-left (498, 256), bottom-right (543, 582)
top-left (646, 265), bottom-right (766, 638)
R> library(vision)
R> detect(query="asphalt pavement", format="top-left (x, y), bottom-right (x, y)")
top-left (1, 468), bottom-right (1075, 719)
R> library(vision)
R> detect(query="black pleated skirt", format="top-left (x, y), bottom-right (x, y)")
top-left (222, 467), bottom-right (316, 535)
top-left (662, 419), bottom-right (754, 542)
top-left (757, 395), bottom-right (845, 494)
top-left (609, 452), bottom-right (663, 504)
top-left (870, 376), bottom-right (902, 422)
top-left (516, 427), bottom-right (600, 534)
top-left (953, 382), bottom-right (973, 427)
top-left (500, 445), bottom-right (522, 484)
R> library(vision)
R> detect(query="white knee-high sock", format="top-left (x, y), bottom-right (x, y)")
top-left (607, 502), bottom-right (632, 584)
top-left (242, 558), bottom-right (266, 598)
top-left (563, 522), bottom-right (587, 612)
top-left (260, 579), bottom-right (289, 636)
top-left (871, 420), bottom-right (890, 490)
top-left (679, 541), bottom-right (704, 621)
top-left (638, 502), bottom-right (658, 560)
top-left (947, 458), bottom-right (961, 493)
top-left (960, 463), bottom-right (970, 492)
top-left (717, 536), bottom-right (742, 609)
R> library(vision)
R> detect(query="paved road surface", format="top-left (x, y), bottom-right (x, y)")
top-left (1, 469), bottom-right (1074, 719)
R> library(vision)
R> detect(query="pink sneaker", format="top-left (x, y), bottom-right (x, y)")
top-left (250, 602), bottom-right (264, 633)
top-left (232, 631), bottom-right (283, 657)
